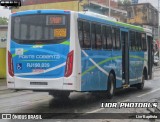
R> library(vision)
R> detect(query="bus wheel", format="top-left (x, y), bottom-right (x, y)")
top-left (137, 75), bottom-right (145, 90)
top-left (49, 91), bottom-right (70, 99)
top-left (107, 73), bottom-right (115, 99)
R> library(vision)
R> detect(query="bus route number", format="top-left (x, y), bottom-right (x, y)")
top-left (54, 28), bottom-right (66, 38)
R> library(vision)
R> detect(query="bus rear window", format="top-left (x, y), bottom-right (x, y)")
top-left (11, 14), bottom-right (70, 44)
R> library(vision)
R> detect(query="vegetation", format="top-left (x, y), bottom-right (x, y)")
top-left (118, 0), bottom-right (131, 10)
top-left (0, 17), bottom-right (8, 25)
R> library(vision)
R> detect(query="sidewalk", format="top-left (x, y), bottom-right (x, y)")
top-left (0, 79), bottom-right (7, 90)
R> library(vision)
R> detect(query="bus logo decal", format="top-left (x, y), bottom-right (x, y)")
top-left (16, 63), bottom-right (22, 70)
top-left (15, 48), bottom-right (23, 55)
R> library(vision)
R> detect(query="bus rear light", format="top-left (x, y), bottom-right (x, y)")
top-left (11, 12), bottom-right (16, 14)
top-left (64, 10), bottom-right (70, 13)
top-left (8, 51), bottom-right (14, 77)
top-left (65, 50), bottom-right (74, 77)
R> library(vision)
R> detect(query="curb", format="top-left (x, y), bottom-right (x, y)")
top-left (0, 86), bottom-right (7, 91)
top-left (0, 79), bottom-right (7, 90)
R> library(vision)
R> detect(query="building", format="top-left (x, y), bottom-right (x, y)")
top-left (12, 0), bottom-right (127, 22)
top-left (124, 2), bottom-right (159, 56)
top-left (84, 0), bottom-right (127, 22)
top-left (0, 25), bottom-right (7, 48)
top-left (126, 3), bottom-right (158, 39)
top-left (12, 0), bottom-right (87, 12)
top-left (0, 25), bottom-right (7, 78)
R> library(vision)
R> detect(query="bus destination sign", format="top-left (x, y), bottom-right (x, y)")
top-left (47, 15), bottom-right (65, 25)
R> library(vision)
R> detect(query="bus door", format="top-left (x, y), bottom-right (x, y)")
top-left (147, 35), bottom-right (153, 79)
top-left (121, 29), bottom-right (129, 87)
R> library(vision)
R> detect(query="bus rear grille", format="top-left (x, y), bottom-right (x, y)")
top-left (30, 82), bottom-right (48, 85)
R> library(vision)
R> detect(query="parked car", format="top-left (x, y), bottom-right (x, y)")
top-left (154, 55), bottom-right (159, 66)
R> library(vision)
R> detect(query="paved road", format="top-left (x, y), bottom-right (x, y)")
top-left (0, 67), bottom-right (160, 122)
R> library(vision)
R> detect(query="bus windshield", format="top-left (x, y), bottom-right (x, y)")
top-left (11, 14), bottom-right (70, 44)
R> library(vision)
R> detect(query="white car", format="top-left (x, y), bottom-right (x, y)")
top-left (154, 56), bottom-right (159, 66)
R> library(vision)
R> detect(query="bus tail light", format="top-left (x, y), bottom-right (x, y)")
top-left (8, 51), bottom-right (14, 77)
top-left (65, 50), bottom-right (74, 77)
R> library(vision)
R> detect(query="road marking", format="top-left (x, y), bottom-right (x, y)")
top-left (85, 99), bottom-right (130, 114)
top-left (0, 96), bottom-right (51, 112)
top-left (137, 88), bottom-right (160, 97)
top-left (121, 99), bottom-right (130, 102)
top-left (85, 108), bottom-right (104, 113)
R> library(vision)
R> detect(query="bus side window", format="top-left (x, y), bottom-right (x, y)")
top-left (106, 26), bottom-right (112, 49)
top-left (91, 23), bottom-right (96, 49)
top-left (116, 28), bottom-right (120, 50)
top-left (78, 20), bottom-right (83, 48)
top-left (95, 24), bottom-right (102, 49)
top-left (143, 35), bottom-right (147, 51)
top-left (102, 26), bottom-right (107, 49)
top-left (138, 33), bottom-right (142, 51)
top-left (136, 32), bottom-right (139, 51)
top-left (142, 33), bottom-right (146, 51)
top-left (83, 22), bottom-right (91, 49)
top-left (130, 31), bottom-right (135, 51)
top-left (112, 28), bottom-right (116, 49)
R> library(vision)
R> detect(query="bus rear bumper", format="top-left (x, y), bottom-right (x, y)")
top-left (7, 76), bottom-right (76, 91)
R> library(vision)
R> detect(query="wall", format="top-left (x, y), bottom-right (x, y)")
top-left (0, 26), bottom-right (7, 78)
top-left (0, 49), bottom-right (6, 78)
top-left (0, 30), bottom-right (7, 48)
top-left (127, 3), bottom-right (158, 27)
top-left (12, 0), bottom-right (88, 12)
top-left (22, 0), bottom-right (77, 6)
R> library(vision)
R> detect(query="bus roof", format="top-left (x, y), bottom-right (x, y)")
top-left (11, 9), bottom-right (70, 16)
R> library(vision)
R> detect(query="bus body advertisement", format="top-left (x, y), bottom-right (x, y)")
top-left (7, 9), bottom-right (153, 98)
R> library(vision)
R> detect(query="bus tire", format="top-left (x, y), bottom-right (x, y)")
top-left (107, 73), bottom-right (115, 99)
top-left (49, 91), bottom-right (70, 99)
top-left (137, 75), bottom-right (145, 90)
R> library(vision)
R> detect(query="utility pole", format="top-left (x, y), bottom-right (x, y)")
top-left (158, 0), bottom-right (160, 59)
top-left (109, 0), bottom-right (111, 17)
top-left (78, 0), bottom-right (82, 12)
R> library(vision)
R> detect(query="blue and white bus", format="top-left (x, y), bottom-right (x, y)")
top-left (7, 9), bottom-right (153, 98)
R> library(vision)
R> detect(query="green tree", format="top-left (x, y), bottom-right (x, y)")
top-left (117, 0), bottom-right (123, 6)
top-left (118, 0), bottom-right (131, 10)
top-left (0, 17), bottom-right (8, 25)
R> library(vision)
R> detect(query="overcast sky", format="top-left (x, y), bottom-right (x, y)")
top-left (0, 0), bottom-right (159, 18)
